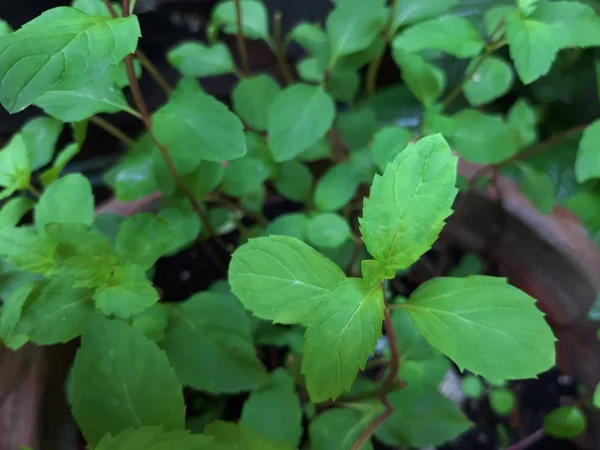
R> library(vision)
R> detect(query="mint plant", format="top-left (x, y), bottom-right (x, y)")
top-left (1, 0), bottom-right (599, 448)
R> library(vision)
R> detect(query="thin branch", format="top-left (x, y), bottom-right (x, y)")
top-left (350, 398), bottom-right (394, 450)
top-left (135, 49), bottom-right (172, 95)
top-left (273, 11), bottom-right (294, 84)
top-left (506, 428), bottom-right (545, 450)
top-left (234, 0), bottom-right (250, 74)
top-left (90, 116), bottom-right (136, 147)
top-left (345, 236), bottom-right (362, 276)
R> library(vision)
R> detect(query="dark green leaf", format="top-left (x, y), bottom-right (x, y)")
top-left (348, 148), bottom-right (376, 184)
top-left (307, 212), bottom-right (351, 249)
top-left (131, 304), bottom-right (168, 343)
top-left (517, 162), bottom-right (555, 214)
top-left (336, 108), bottom-right (377, 150)
top-left (158, 198), bottom-right (202, 254)
top-left (233, 75), bottom-right (281, 131)
top-left (370, 126), bottom-right (413, 172)
top-left (95, 427), bottom-right (213, 450)
top-left (0, 19), bottom-right (11, 36)
top-left (564, 188), bottom-right (600, 246)
top-left (274, 161), bottom-right (313, 202)
top-left (116, 213), bottom-right (172, 270)
top-left (464, 56), bottom-right (514, 106)
top-left (0, 283), bottom-right (35, 349)
top-left (299, 138), bottom-right (332, 162)
top-left (576, 120), bottom-right (600, 183)
top-left (327, 69), bottom-right (360, 103)
top-left (314, 162), bottom-right (360, 211)
top-left (309, 407), bottom-right (379, 450)
top-left (183, 160), bottom-right (225, 200)
top-left (204, 421), bottom-right (295, 450)
top-left (94, 213), bottom-right (124, 246)
top-left (449, 253), bottom-right (484, 277)
top-left (222, 157), bottom-right (272, 197)
top-left (544, 406), bottom-right (587, 438)
top-left (392, 49), bottom-right (445, 107)
top-left (168, 41), bottom-right (234, 77)
top-left (507, 98), bottom-right (538, 149)
top-left (21, 116), bottom-right (62, 170)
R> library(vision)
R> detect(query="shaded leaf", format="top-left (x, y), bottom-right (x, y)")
top-left (274, 161), bottom-right (313, 202)
top-left (266, 213), bottom-right (309, 241)
top-left (21, 116), bottom-right (62, 170)
top-left (307, 212), bottom-right (351, 249)
top-left (392, 49), bottom-right (445, 107)
top-left (95, 427), bottom-right (213, 450)
top-left (0, 134), bottom-right (30, 199)
top-left (309, 407), bottom-right (378, 450)
top-left (233, 75), bottom-right (281, 131)
top-left (370, 126), bottom-right (413, 172)
top-left (544, 406), bottom-right (587, 439)
top-left (314, 162), bottom-right (360, 211)
top-left (167, 41), bottom-right (234, 77)
top-left (116, 213), bottom-right (172, 270)
top-left (575, 120), bottom-right (600, 183)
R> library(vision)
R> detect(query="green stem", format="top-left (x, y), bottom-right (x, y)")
top-left (89, 116), bottom-right (136, 147)
top-left (273, 11), bottom-right (294, 85)
top-left (135, 49), bottom-right (173, 95)
top-left (234, 0), bottom-right (250, 74)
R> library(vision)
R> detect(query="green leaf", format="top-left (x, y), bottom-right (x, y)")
top-left (375, 383), bottom-right (471, 447)
top-left (326, 0), bottom-right (387, 64)
top-left (229, 236), bottom-right (345, 325)
top-left (564, 189), bottom-right (600, 246)
top-left (462, 375), bottom-right (484, 398)
top-left (593, 382), bottom-right (600, 408)
top-left (0, 283), bottom-right (35, 349)
top-left (131, 304), bottom-right (168, 343)
top-left (241, 186), bottom-right (266, 214)
top-left (489, 388), bottom-right (516, 416)
top-left (167, 41), bottom-right (234, 77)
top-left (405, 276), bottom-right (556, 380)
top-left (162, 292), bottom-right (267, 393)
top-left (267, 84), bottom-right (335, 162)
top-left (222, 157), bottom-right (271, 196)
top-left (72, 0), bottom-right (122, 16)
top-left (94, 213), bottom-right (124, 246)
top-left (241, 369), bottom-right (302, 447)
top-left (464, 56), bottom-right (514, 106)
top-left (449, 253), bottom-right (484, 277)
top-left (212, 0), bottom-right (268, 40)
top-left (309, 407), bottom-right (378, 450)
top-left (393, 15), bottom-right (484, 58)
top-left (104, 59), bottom-right (141, 89)
top-left (392, 49), bottom-right (445, 107)
top-left (517, 162), bottom-right (555, 214)
top-left (116, 213), bottom-right (172, 270)
top-left (153, 90), bottom-right (246, 167)
top-left (46, 223), bottom-right (118, 288)
top-left (518, 0), bottom-right (540, 16)
top-left (0, 134), bottom-right (31, 199)
top-left (204, 421), bottom-right (294, 450)
top-left (274, 161), bottom-right (313, 202)
top-left (70, 317), bottom-right (185, 447)
top-left (298, 57), bottom-right (326, 83)
top-left (360, 134), bottom-right (457, 272)
top-left (370, 126), bottom-right (413, 172)
top-left (0, 7), bottom-right (140, 113)
top-left (588, 292), bottom-right (600, 321)
top-left (507, 98), bottom-right (538, 149)
top-left (266, 213), bottom-right (309, 241)
top-left (233, 75), bottom-right (281, 131)
top-left (35, 173), bottom-right (94, 231)
top-left (40, 143), bottom-right (80, 186)
top-left (183, 160), bottom-right (225, 200)
top-left (302, 278), bottom-right (384, 402)
top-left (392, 0), bottom-right (458, 31)
top-left (95, 427), bottom-right (213, 450)
top-left (505, 13), bottom-right (559, 84)
top-left (158, 198), bottom-right (202, 254)
top-left (576, 120), bottom-right (600, 183)
top-left (0, 196), bottom-right (34, 229)
top-left (327, 69), bottom-right (360, 103)
top-left (0, 227), bottom-right (55, 275)
top-left (484, 6), bottom-right (515, 38)
top-left (336, 108), bottom-right (377, 150)
top-left (289, 22), bottom-right (328, 56)
top-left (307, 213), bottom-right (351, 249)
top-left (348, 148), bottom-right (376, 184)
top-left (299, 138), bottom-right (332, 162)
top-left (14, 277), bottom-right (94, 345)
top-left (0, 20), bottom-right (11, 36)
top-left (533, 1), bottom-right (600, 49)
top-left (543, 406), bottom-right (587, 438)
top-left (314, 162), bottom-right (360, 211)
top-left (21, 116), bottom-right (62, 170)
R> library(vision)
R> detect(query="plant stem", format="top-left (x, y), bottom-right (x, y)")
top-left (135, 49), bottom-right (173, 95)
top-left (350, 400), bottom-right (394, 450)
top-left (506, 428), bottom-right (545, 450)
top-left (89, 116), bottom-right (136, 147)
top-left (234, 0), bottom-right (250, 74)
top-left (27, 184), bottom-right (41, 198)
top-left (273, 11), bottom-right (294, 85)
top-left (441, 53), bottom-right (488, 111)
top-left (345, 236), bottom-right (363, 276)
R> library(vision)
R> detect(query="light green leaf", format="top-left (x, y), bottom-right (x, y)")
top-left (543, 406), bottom-right (587, 438)
top-left (93, 263), bottom-right (159, 318)
top-left (274, 161), bottom-right (313, 202)
top-left (302, 278), bottom-right (384, 402)
top-left (326, 0), bottom-right (387, 64)
top-left (336, 108), bottom-right (377, 150)
top-left (0, 7), bottom-right (140, 113)
top-left (309, 407), bottom-right (378, 450)
top-left (576, 120), bottom-right (600, 183)
top-left (593, 383), bottom-right (600, 408)
top-left (35, 173), bottom-right (94, 231)
top-left (183, 160), bottom-right (225, 200)
top-left (392, 0), bottom-right (458, 31)
top-left (505, 13), bottom-right (558, 84)
top-left (0, 197), bottom-right (34, 229)
top-left (517, 162), bottom-right (555, 214)
top-left (0, 283), bottom-right (35, 349)
top-left (95, 427), bottom-right (213, 450)
top-left (153, 90), bottom-right (246, 167)
top-left (70, 317), bottom-right (185, 447)
top-left (360, 134), bottom-right (457, 272)
top-left (314, 162), bottom-right (360, 211)
top-left (233, 75), bottom-right (281, 131)
top-left (222, 157), bottom-right (271, 196)
top-left (241, 369), bottom-right (302, 447)
top-left (449, 253), bottom-right (484, 277)
top-left (370, 126), bottom-right (413, 172)
top-left (212, 0), bottom-right (268, 40)
top-left (298, 57), bottom-right (326, 83)
top-left (40, 143), bottom-right (80, 186)
top-left (299, 138), bottom-right (332, 162)
top-left (508, 98), bottom-right (538, 149)
top-left (307, 212), bottom-right (351, 249)
top-left (229, 235), bottom-right (345, 325)
top-left (266, 213), bottom-right (309, 241)
top-left (21, 116), bottom-right (62, 170)
top-left (484, 6), bottom-right (515, 38)
top-left (0, 227), bottom-right (55, 275)
top-left (116, 213), bottom-right (172, 270)
top-left (464, 56), bottom-right (513, 106)
top-left (533, 1), bottom-right (600, 49)
top-left (0, 134), bottom-right (31, 199)
top-left (490, 388), bottom-right (516, 416)
top-left (131, 304), bottom-right (168, 343)
top-left (462, 375), bottom-right (484, 398)
top-left (14, 277), bottom-right (94, 345)
top-left (168, 41), bottom-right (234, 77)
top-left (518, 0), bottom-right (540, 16)
top-left (267, 84), bottom-right (335, 162)
top-left (0, 20), bottom-right (11, 36)
top-left (392, 49), bottom-right (445, 107)
top-left (348, 148), bottom-right (376, 184)
top-left (393, 15), bottom-right (484, 58)
top-left (104, 59), bottom-right (142, 88)
top-left (204, 421), bottom-right (295, 450)
top-left (162, 292), bottom-right (267, 393)
top-left (72, 0), bottom-right (122, 16)
top-left (289, 23), bottom-right (329, 57)
top-left (405, 276), bottom-right (556, 380)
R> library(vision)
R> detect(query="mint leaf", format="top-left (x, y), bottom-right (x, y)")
top-left (15, 278), bottom-right (94, 344)
top-left (327, 68), bottom-right (360, 103)
top-left (241, 369), bottom-right (302, 447)
top-left (307, 212), bottom-right (351, 249)
top-left (40, 143), bottom-right (80, 186)
top-left (94, 213), bottom-right (124, 246)
top-left (222, 157), bottom-right (272, 196)
top-left (204, 421), bottom-right (295, 450)
top-left (116, 213), bottom-right (172, 270)
top-left (489, 388), bottom-right (516, 415)
top-left (0, 19), bottom-right (11, 36)
top-left (449, 253), bottom-right (484, 278)
top-left (131, 304), bottom-right (168, 343)
top-left (95, 427), bottom-right (213, 450)
top-left (576, 120), bottom-right (600, 183)
top-left (508, 98), bottom-right (538, 149)
top-left (505, 12), bottom-right (558, 84)
top-left (267, 84), bottom-right (335, 162)
top-left (485, 6), bottom-right (515, 38)
top-left (360, 134), bottom-right (457, 272)
top-left (593, 383), bottom-right (600, 408)
top-left (393, 15), bottom-right (484, 58)
top-left (0, 7), bottom-right (140, 113)
top-left (518, 0), bottom-right (540, 16)
top-left (370, 126), bottom-right (413, 172)
top-left (348, 148), bottom-right (376, 184)
top-left (274, 161), bottom-right (313, 202)
top-left (0, 283), bottom-right (35, 349)
top-left (544, 406), bottom-right (587, 438)
top-left (309, 407), bottom-right (379, 450)
top-left (302, 278), bottom-right (384, 402)
top-left (392, 0), bottom-right (458, 30)
top-left (0, 227), bottom-right (55, 275)
top-left (289, 23), bottom-right (328, 57)
top-left (300, 138), bottom-right (332, 162)
top-left (336, 108), bottom-right (377, 150)
top-left (533, 1), bottom-right (600, 49)
top-left (35, 173), bottom-right (94, 231)
top-left (233, 75), bottom-right (281, 131)
top-left (564, 189), bottom-right (600, 246)
top-left (392, 49), bottom-right (445, 107)
top-left (0, 197), bottom-right (34, 229)
top-left (159, 198), bottom-right (202, 254)
top-left (517, 162), bottom-right (555, 214)
top-left (21, 116), bottom-right (62, 170)
top-left (405, 276), bottom-right (556, 380)
top-left (70, 317), bottom-right (185, 447)
top-left (183, 160), bottom-right (225, 200)
top-left (72, 0), bottom-right (122, 16)
top-left (167, 41), bottom-right (234, 77)
top-left (162, 292), bottom-right (267, 393)
top-left (266, 213), bottom-right (309, 241)
top-left (153, 90), bottom-right (246, 167)
top-left (229, 236), bottom-right (345, 325)
top-left (0, 134), bottom-right (31, 199)
top-left (314, 162), bottom-right (360, 211)
top-left (464, 56), bottom-right (514, 106)
top-left (212, 0), bottom-right (268, 40)
top-left (298, 57), bottom-right (327, 83)
top-left (462, 375), bottom-right (484, 398)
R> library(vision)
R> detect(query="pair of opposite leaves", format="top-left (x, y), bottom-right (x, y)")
top-left (229, 134), bottom-right (556, 402)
